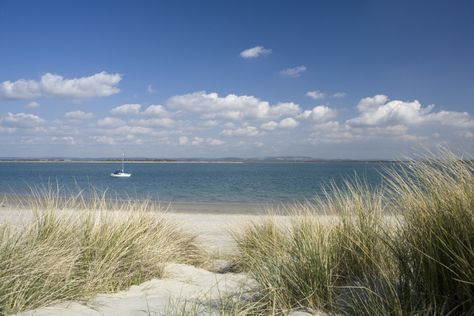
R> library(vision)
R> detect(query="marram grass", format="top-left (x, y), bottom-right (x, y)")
top-left (234, 153), bottom-right (473, 315)
top-left (0, 192), bottom-right (204, 314)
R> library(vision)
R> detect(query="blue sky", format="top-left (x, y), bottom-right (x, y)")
top-left (0, 0), bottom-right (473, 158)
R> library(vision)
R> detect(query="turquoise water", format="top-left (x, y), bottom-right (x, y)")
top-left (0, 162), bottom-right (392, 203)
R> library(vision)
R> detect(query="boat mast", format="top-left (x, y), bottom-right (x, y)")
top-left (122, 153), bottom-right (124, 172)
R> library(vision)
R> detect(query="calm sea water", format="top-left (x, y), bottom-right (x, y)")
top-left (0, 162), bottom-right (393, 203)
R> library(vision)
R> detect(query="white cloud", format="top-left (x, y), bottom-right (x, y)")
top-left (261, 117), bottom-right (299, 130)
top-left (0, 79), bottom-right (41, 99)
top-left (208, 138), bottom-right (225, 146)
top-left (333, 92), bottom-right (346, 98)
top-left (26, 101), bottom-right (40, 109)
top-left (309, 121), bottom-right (356, 144)
top-left (221, 125), bottom-right (263, 137)
top-left (105, 126), bottom-right (155, 136)
top-left (348, 95), bottom-right (435, 126)
top-left (92, 136), bottom-right (115, 145)
top-left (0, 71), bottom-right (121, 100)
top-left (299, 105), bottom-right (338, 122)
top-left (142, 104), bottom-right (169, 117)
top-left (340, 95), bottom-right (473, 148)
top-left (280, 65), bottom-right (306, 77)
top-left (279, 117), bottom-right (299, 128)
top-left (65, 111), bottom-right (94, 120)
top-left (178, 136), bottom-right (225, 146)
top-left (260, 121), bottom-right (278, 130)
top-left (200, 120), bottom-right (219, 127)
top-left (130, 118), bottom-right (176, 128)
top-left (267, 102), bottom-right (301, 117)
top-left (64, 111), bottom-right (94, 120)
top-left (51, 136), bottom-right (76, 145)
top-left (97, 117), bottom-right (125, 127)
top-left (178, 136), bottom-right (189, 145)
top-left (306, 90), bottom-right (325, 100)
top-left (1, 89), bottom-right (472, 158)
top-left (426, 110), bottom-right (473, 128)
top-left (0, 112), bottom-right (45, 128)
top-left (240, 46), bottom-right (272, 58)
top-left (168, 91), bottom-right (301, 121)
top-left (41, 72), bottom-right (121, 99)
top-left (310, 105), bottom-right (338, 122)
top-left (356, 94), bottom-right (390, 112)
top-left (110, 103), bottom-right (141, 115)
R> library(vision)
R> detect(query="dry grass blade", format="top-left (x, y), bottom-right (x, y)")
top-left (233, 150), bottom-right (474, 315)
top-left (0, 188), bottom-right (204, 314)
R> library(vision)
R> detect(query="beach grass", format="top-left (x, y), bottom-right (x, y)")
top-left (234, 153), bottom-right (474, 315)
top-left (0, 191), bottom-right (204, 314)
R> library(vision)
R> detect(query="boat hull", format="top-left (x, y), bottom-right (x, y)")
top-left (110, 173), bottom-right (131, 178)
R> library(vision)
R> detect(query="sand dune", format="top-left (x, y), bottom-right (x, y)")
top-left (17, 263), bottom-right (257, 316)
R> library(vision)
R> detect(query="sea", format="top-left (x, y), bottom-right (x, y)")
top-left (0, 162), bottom-right (395, 203)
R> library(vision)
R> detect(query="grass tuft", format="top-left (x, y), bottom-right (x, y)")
top-left (0, 190), bottom-right (204, 314)
top-left (234, 152), bottom-right (474, 315)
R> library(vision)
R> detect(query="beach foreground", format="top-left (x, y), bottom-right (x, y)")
top-left (1, 155), bottom-right (473, 315)
top-left (1, 202), bottom-right (317, 316)
top-left (17, 263), bottom-right (258, 316)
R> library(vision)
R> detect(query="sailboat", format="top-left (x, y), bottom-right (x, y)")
top-left (110, 153), bottom-right (131, 178)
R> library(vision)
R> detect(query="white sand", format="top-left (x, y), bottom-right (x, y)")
top-left (17, 263), bottom-right (257, 316)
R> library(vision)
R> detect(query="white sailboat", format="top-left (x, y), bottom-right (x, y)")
top-left (110, 153), bottom-right (131, 178)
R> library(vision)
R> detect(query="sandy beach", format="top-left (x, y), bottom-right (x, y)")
top-left (0, 198), bottom-right (295, 254)
top-left (0, 199), bottom-right (313, 315)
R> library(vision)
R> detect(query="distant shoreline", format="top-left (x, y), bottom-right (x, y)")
top-left (0, 159), bottom-right (397, 164)
top-left (0, 160), bottom-right (245, 164)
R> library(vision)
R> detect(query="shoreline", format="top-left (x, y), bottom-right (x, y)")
top-left (0, 159), bottom-right (399, 164)
top-left (0, 160), bottom-right (245, 164)
top-left (0, 193), bottom-right (294, 215)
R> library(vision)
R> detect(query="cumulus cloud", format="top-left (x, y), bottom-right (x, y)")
top-left (105, 126), bottom-right (155, 136)
top-left (178, 136), bottom-right (225, 146)
top-left (65, 111), bottom-right (94, 120)
top-left (309, 121), bottom-right (355, 144)
top-left (299, 105), bottom-right (338, 122)
top-left (347, 95), bottom-right (473, 128)
top-left (1, 89), bottom-right (472, 157)
top-left (92, 136), bottom-right (116, 145)
top-left (306, 90), bottom-right (325, 100)
top-left (167, 91), bottom-right (301, 121)
top-left (221, 125), bottom-right (263, 137)
top-left (279, 117), bottom-right (299, 128)
top-left (0, 112), bottom-right (45, 128)
top-left (97, 117), bottom-right (125, 127)
top-left (0, 79), bottom-right (41, 99)
top-left (142, 104), bottom-right (169, 117)
top-left (261, 117), bottom-right (299, 130)
top-left (240, 46), bottom-right (272, 58)
top-left (0, 71), bottom-right (121, 100)
top-left (130, 118), bottom-right (176, 128)
top-left (110, 103), bottom-right (141, 115)
top-left (200, 120), bottom-right (219, 127)
top-left (280, 65), bottom-right (306, 77)
top-left (51, 136), bottom-right (76, 145)
top-left (426, 110), bottom-right (473, 128)
top-left (356, 95), bottom-right (389, 112)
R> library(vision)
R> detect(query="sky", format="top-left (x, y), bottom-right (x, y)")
top-left (0, 0), bottom-right (473, 159)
